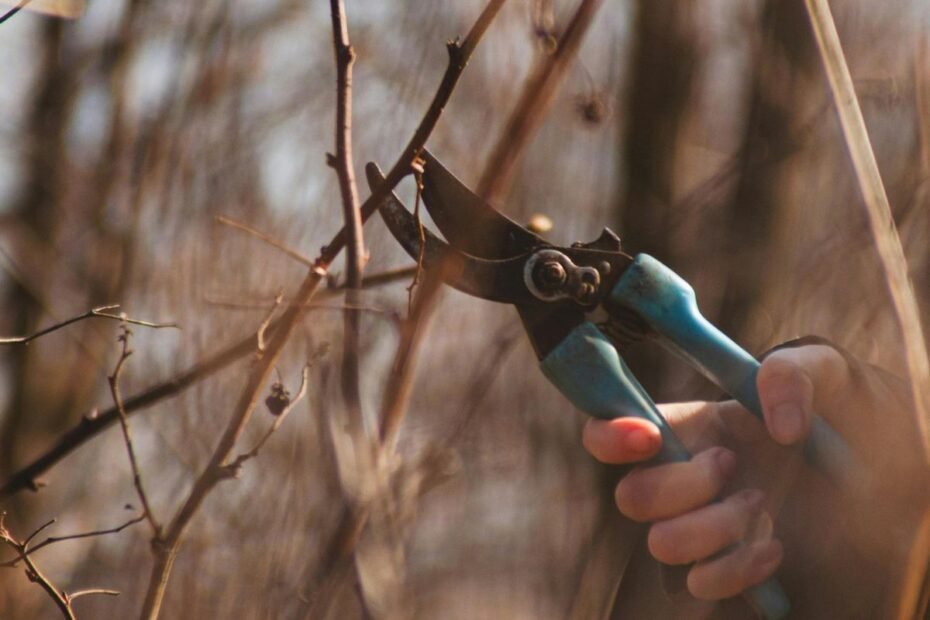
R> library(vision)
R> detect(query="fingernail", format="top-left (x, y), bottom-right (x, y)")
top-left (715, 448), bottom-right (737, 478)
top-left (625, 427), bottom-right (659, 453)
top-left (772, 403), bottom-right (802, 442)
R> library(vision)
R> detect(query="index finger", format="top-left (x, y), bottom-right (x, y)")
top-left (582, 401), bottom-right (727, 464)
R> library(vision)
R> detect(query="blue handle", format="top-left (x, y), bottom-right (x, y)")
top-left (609, 254), bottom-right (858, 486)
top-left (541, 323), bottom-right (791, 620)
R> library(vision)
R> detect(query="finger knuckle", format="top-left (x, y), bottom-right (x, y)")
top-left (646, 523), bottom-right (678, 564)
top-left (615, 473), bottom-right (652, 522)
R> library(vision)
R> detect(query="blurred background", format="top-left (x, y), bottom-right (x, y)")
top-left (0, 0), bottom-right (927, 618)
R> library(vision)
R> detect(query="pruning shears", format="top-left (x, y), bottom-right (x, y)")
top-left (366, 151), bottom-right (858, 620)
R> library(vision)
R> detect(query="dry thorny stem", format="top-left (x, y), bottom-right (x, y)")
top-left (0, 305), bottom-right (178, 345)
top-left (0, 511), bottom-right (135, 619)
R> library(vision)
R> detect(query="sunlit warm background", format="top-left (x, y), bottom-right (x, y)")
top-left (0, 1), bottom-right (927, 618)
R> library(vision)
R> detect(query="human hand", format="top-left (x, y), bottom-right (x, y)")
top-left (582, 343), bottom-right (927, 616)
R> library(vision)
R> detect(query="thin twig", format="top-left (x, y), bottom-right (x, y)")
top-left (0, 513), bottom-right (74, 620)
top-left (67, 588), bottom-right (120, 600)
top-left (475, 0), bottom-right (605, 202)
top-left (256, 293), bottom-right (284, 354)
top-left (215, 214), bottom-right (315, 268)
top-left (205, 296), bottom-right (399, 317)
top-left (108, 324), bottom-right (161, 537)
top-left (23, 518), bottom-right (57, 548)
top-left (406, 163), bottom-right (427, 311)
top-left (226, 364), bottom-right (312, 470)
top-left (26, 514), bottom-right (145, 557)
top-left (0, 305), bottom-right (178, 345)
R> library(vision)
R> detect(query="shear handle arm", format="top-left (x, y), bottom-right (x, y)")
top-left (608, 254), bottom-right (859, 487)
top-left (541, 323), bottom-right (790, 620)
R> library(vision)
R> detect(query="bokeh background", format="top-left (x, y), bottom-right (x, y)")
top-left (0, 0), bottom-right (928, 618)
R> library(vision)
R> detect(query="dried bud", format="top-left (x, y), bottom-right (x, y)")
top-left (265, 382), bottom-right (291, 416)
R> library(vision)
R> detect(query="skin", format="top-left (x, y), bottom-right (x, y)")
top-left (582, 344), bottom-right (928, 617)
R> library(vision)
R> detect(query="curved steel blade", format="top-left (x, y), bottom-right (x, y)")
top-left (366, 162), bottom-right (538, 305)
top-left (420, 149), bottom-right (544, 258)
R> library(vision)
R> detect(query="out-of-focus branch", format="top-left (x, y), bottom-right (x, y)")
top-left (215, 215), bottom-right (315, 267)
top-left (108, 324), bottom-right (161, 538)
top-left (476, 0), bottom-right (605, 203)
top-left (804, 3), bottom-right (930, 618)
top-left (0, 305), bottom-right (177, 345)
top-left (804, 0), bottom-right (930, 445)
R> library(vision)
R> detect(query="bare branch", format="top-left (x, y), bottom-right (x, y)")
top-left (0, 305), bottom-right (178, 345)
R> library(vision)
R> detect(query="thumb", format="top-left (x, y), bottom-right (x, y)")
top-left (756, 344), bottom-right (850, 446)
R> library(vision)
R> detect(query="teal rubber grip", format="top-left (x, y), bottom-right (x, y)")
top-left (541, 323), bottom-right (790, 619)
top-left (609, 254), bottom-right (858, 486)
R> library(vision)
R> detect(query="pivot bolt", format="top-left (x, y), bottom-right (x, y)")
top-left (536, 260), bottom-right (567, 290)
